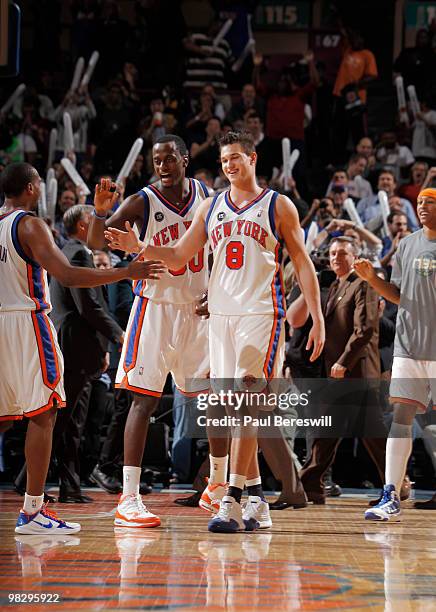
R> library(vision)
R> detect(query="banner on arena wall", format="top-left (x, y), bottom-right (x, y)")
top-left (405, 1), bottom-right (436, 28)
top-left (254, 1), bottom-right (310, 30)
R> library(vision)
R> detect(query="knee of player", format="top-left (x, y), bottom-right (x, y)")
top-left (131, 394), bottom-right (160, 418)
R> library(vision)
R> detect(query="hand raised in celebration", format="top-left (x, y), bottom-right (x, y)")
top-left (105, 221), bottom-right (141, 253)
top-left (126, 258), bottom-right (167, 281)
top-left (94, 178), bottom-right (120, 215)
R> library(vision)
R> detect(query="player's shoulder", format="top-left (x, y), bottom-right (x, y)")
top-left (399, 229), bottom-right (422, 251)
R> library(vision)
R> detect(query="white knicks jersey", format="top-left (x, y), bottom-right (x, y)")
top-left (133, 178), bottom-right (210, 304)
top-left (0, 210), bottom-right (52, 313)
top-left (206, 188), bottom-right (286, 317)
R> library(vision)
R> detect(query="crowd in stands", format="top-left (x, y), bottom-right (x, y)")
top-left (1, 0), bottom-right (436, 498)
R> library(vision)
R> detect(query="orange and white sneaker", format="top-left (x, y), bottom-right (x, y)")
top-left (114, 494), bottom-right (161, 528)
top-left (199, 481), bottom-right (228, 514)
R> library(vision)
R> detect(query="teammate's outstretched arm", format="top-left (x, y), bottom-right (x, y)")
top-left (354, 258), bottom-right (400, 304)
top-left (275, 194), bottom-right (325, 361)
top-left (88, 179), bottom-right (145, 249)
top-left (19, 215), bottom-right (166, 288)
top-left (105, 197), bottom-right (212, 269)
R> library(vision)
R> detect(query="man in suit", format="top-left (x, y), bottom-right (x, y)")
top-left (299, 236), bottom-right (387, 503)
top-left (50, 204), bottom-right (125, 502)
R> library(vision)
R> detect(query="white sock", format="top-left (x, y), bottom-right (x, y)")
top-left (123, 466), bottom-right (141, 496)
top-left (386, 423), bottom-right (413, 493)
top-left (246, 476), bottom-right (261, 487)
top-left (229, 473), bottom-right (245, 490)
top-left (209, 454), bottom-right (228, 484)
top-left (23, 493), bottom-right (44, 515)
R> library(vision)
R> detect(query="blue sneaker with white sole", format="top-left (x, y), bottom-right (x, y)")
top-left (208, 496), bottom-right (259, 533)
top-left (364, 484), bottom-right (401, 522)
top-left (15, 503), bottom-right (81, 534)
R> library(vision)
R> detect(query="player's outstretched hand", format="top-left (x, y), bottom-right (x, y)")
top-left (105, 221), bottom-right (140, 253)
top-left (306, 318), bottom-right (325, 362)
top-left (126, 258), bottom-right (167, 281)
top-left (353, 258), bottom-right (376, 282)
top-left (94, 178), bottom-right (120, 215)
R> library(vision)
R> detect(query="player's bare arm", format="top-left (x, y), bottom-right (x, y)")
top-left (275, 194), bottom-right (325, 361)
top-left (19, 215), bottom-right (166, 287)
top-left (106, 197), bottom-right (212, 269)
top-left (88, 178), bottom-right (145, 249)
top-left (354, 258), bottom-right (400, 304)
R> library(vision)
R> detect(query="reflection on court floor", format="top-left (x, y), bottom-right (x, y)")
top-left (1, 490), bottom-right (435, 610)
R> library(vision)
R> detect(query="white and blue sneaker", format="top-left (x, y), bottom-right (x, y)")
top-left (364, 484), bottom-right (401, 522)
top-left (208, 496), bottom-right (259, 533)
top-left (242, 496), bottom-right (272, 529)
top-left (15, 503), bottom-right (81, 534)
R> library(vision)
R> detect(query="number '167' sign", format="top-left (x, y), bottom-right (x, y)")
top-left (254, 1), bottom-right (310, 29)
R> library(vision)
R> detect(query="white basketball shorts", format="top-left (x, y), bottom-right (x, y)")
top-left (209, 313), bottom-right (285, 391)
top-left (115, 297), bottom-right (209, 396)
top-left (0, 311), bottom-right (65, 421)
top-left (390, 357), bottom-right (436, 413)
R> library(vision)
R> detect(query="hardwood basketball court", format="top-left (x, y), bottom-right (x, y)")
top-left (1, 488), bottom-right (435, 610)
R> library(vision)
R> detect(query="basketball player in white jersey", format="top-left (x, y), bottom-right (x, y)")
top-left (0, 162), bottom-right (165, 535)
top-left (88, 135), bottom-right (216, 528)
top-left (105, 131), bottom-right (325, 533)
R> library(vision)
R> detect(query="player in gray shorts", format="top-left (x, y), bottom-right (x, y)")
top-left (354, 187), bottom-right (436, 521)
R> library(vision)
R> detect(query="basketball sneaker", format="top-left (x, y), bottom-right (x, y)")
top-left (208, 496), bottom-right (259, 533)
top-left (199, 480), bottom-right (227, 514)
top-left (364, 484), bottom-right (401, 522)
top-left (15, 503), bottom-right (81, 535)
top-left (114, 494), bottom-right (161, 528)
top-left (242, 496), bottom-right (272, 529)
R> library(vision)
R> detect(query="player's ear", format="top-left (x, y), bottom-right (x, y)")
top-left (182, 154), bottom-right (189, 168)
top-left (250, 152), bottom-right (257, 165)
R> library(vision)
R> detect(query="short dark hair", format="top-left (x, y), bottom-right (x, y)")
top-left (348, 153), bottom-right (367, 166)
top-left (387, 211), bottom-right (407, 224)
top-left (219, 130), bottom-right (255, 155)
top-left (245, 111), bottom-right (262, 122)
top-left (153, 134), bottom-right (187, 156)
top-left (0, 162), bottom-right (37, 197)
top-left (379, 168), bottom-right (396, 181)
top-left (63, 204), bottom-right (94, 237)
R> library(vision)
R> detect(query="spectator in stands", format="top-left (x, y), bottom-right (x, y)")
top-left (357, 170), bottom-right (419, 231)
top-left (190, 117), bottom-right (222, 175)
top-left (398, 161), bottom-right (428, 211)
top-left (380, 212), bottom-right (410, 270)
top-left (124, 153), bottom-right (147, 196)
top-left (92, 81), bottom-right (134, 174)
top-left (52, 85), bottom-right (96, 161)
top-left (356, 136), bottom-right (377, 172)
top-left (393, 28), bottom-right (435, 99)
top-left (227, 83), bottom-right (266, 124)
top-left (255, 49), bottom-right (319, 195)
top-left (412, 95), bottom-right (436, 165)
top-left (376, 130), bottom-right (414, 181)
top-left (325, 156), bottom-right (372, 199)
top-left (12, 86), bottom-right (54, 121)
top-left (140, 97), bottom-right (175, 147)
top-left (183, 21), bottom-right (232, 92)
top-left (245, 111), bottom-right (280, 180)
top-left (194, 168), bottom-right (214, 190)
top-left (332, 29), bottom-right (378, 161)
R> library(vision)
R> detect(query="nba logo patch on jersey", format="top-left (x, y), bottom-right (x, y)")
top-left (217, 212), bottom-right (226, 221)
top-left (155, 212), bottom-right (164, 222)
